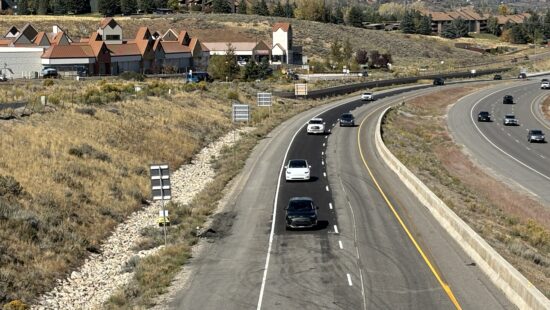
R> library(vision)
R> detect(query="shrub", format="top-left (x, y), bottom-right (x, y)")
top-left (43, 79), bottom-right (54, 87)
top-left (119, 71), bottom-right (145, 82)
top-left (227, 91), bottom-right (239, 100)
top-left (68, 144), bottom-right (111, 162)
top-left (2, 300), bottom-right (29, 310)
top-left (0, 175), bottom-right (23, 198)
top-left (75, 107), bottom-right (97, 116)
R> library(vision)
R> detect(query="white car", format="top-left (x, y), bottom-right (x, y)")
top-left (306, 118), bottom-right (325, 134)
top-left (361, 92), bottom-right (374, 101)
top-left (285, 159), bottom-right (311, 181)
top-left (503, 114), bottom-right (518, 126)
top-left (541, 81), bottom-right (550, 89)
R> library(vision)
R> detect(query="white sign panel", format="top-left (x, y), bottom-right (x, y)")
top-left (232, 104), bottom-right (250, 122)
top-left (257, 92), bottom-right (272, 107)
top-left (295, 83), bottom-right (308, 96)
top-left (150, 164), bottom-right (171, 200)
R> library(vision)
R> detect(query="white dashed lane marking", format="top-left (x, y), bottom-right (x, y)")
top-left (339, 240), bottom-right (343, 249)
top-left (325, 185), bottom-right (330, 192)
top-left (329, 203), bottom-right (333, 210)
top-left (333, 225), bottom-right (339, 234)
top-left (347, 274), bottom-right (353, 286)
top-left (323, 172), bottom-right (327, 177)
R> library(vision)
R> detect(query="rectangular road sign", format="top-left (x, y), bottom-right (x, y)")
top-left (295, 83), bottom-right (308, 96)
top-left (150, 164), bottom-right (171, 200)
top-left (257, 92), bottom-right (272, 107)
top-left (232, 104), bottom-right (250, 122)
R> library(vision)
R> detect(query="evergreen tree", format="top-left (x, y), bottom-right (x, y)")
top-left (212, 0), bottom-right (231, 13)
top-left (242, 60), bottom-right (260, 81)
top-left (544, 9), bottom-right (550, 39)
top-left (98, 0), bottom-right (120, 15)
top-left (138, 0), bottom-right (154, 13)
top-left (342, 38), bottom-right (353, 65)
top-left (417, 15), bottom-right (432, 35)
top-left (486, 16), bottom-right (501, 36)
top-left (284, 0), bottom-right (293, 18)
top-left (347, 6), bottom-right (364, 28)
top-left (400, 11), bottom-right (415, 34)
top-left (330, 5), bottom-right (343, 24)
top-left (252, 0), bottom-right (269, 15)
top-left (330, 39), bottom-right (343, 65)
top-left (237, 0), bottom-right (246, 14)
top-left (510, 24), bottom-right (527, 44)
top-left (272, 0), bottom-right (285, 17)
top-left (355, 49), bottom-right (368, 65)
top-left (168, 0), bottom-right (179, 11)
top-left (121, 0), bottom-right (137, 15)
top-left (38, 0), bottom-right (49, 14)
top-left (18, 0), bottom-right (30, 14)
top-left (155, 0), bottom-right (167, 8)
top-left (50, 0), bottom-right (67, 14)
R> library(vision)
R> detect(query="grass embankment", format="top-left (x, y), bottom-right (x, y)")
top-left (0, 77), bottom-right (327, 307)
top-left (382, 85), bottom-right (550, 297)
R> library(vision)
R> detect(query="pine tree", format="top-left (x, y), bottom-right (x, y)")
top-left (330, 39), bottom-right (343, 65)
top-left (284, 0), bottom-right (293, 18)
top-left (253, 0), bottom-right (269, 16)
top-left (18, 0), bottom-right (30, 14)
top-left (98, 0), bottom-right (120, 15)
top-left (417, 15), bottom-right (432, 35)
top-left (50, 0), bottom-right (67, 14)
top-left (237, 0), bottom-right (247, 14)
top-left (121, 0), bottom-right (137, 15)
top-left (347, 6), bottom-right (364, 28)
top-left (342, 39), bottom-right (353, 65)
top-left (487, 16), bottom-right (501, 36)
top-left (510, 24), bottom-right (527, 44)
top-left (330, 6), bottom-right (344, 24)
top-left (212, 0), bottom-right (231, 13)
top-left (138, 0), bottom-right (154, 13)
top-left (38, 0), bottom-right (49, 14)
top-left (400, 11), bottom-right (415, 34)
top-left (272, 0), bottom-right (285, 17)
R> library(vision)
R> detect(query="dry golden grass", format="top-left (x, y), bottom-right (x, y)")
top-left (0, 79), bottom-right (232, 304)
top-left (383, 85), bottom-right (550, 298)
top-left (543, 96), bottom-right (550, 120)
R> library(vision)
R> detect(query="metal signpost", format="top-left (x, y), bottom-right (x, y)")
top-left (150, 164), bottom-right (171, 245)
top-left (295, 83), bottom-right (308, 97)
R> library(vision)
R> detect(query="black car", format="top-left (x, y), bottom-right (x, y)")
top-left (478, 111), bottom-right (491, 122)
top-left (339, 113), bottom-right (355, 127)
top-left (503, 95), bottom-right (514, 104)
top-left (527, 129), bottom-right (546, 143)
top-left (433, 77), bottom-right (445, 86)
top-left (493, 74), bottom-right (502, 80)
top-left (285, 197), bottom-right (318, 229)
top-left (42, 67), bottom-right (58, 78)
top-left (518, 73), bottom-right (527, 79)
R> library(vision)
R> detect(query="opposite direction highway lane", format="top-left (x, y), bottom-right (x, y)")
top-left (170, 83), bottom-right (514, 309)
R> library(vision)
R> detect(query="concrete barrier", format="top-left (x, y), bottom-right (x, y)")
top-left (375, 106), bottom-right (550, 310)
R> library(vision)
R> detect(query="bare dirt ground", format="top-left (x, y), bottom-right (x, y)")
top-left (383, 85), bottom-right (550, 297)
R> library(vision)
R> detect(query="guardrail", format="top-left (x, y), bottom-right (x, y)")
top-left (375, 106), bottom-right (550, 310)
top-left (274, 68), bottom-right (511, 99)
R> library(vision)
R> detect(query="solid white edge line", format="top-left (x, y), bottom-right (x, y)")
top-left (326, 185), bottom-right (330, 192)
top-left (329, 202), bottom-right (333, 210)
top-left (359, 269), bottom-right (367, 310)
top-left (334, 225), bottom-right (339, 234)
top-left (322, 151), bottom-right (324, 156)
top-left (339, 240), bottom-right (343, 249)
top-left (347, 273), bottom-right (353, 286)
top-left (470, 89), bottom-right (550, 182)
top-left (257, 96), bottom-right (362, 309)
top-left (322, 161), bottom-right (325, 166)
top-left (323, 172), bottom-right (327, 177)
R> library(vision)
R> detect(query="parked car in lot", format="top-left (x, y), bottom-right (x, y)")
top-left (285, 197), bottom-right (318, 230)
top-left (503, 95), bottom-right (514, 104)
top-left (503, 114), bottom-right (519, 126)
top-left (527, 129), bottom-right (545, 143)
top-left (42, 67), bottom-right (58, 78)
top-left (186, 72), bottom-right (211, 83)
top-left (477, 111), bottom-right (491, 122)
top-left (518, 73), bottom-right (527, 79)
top-left (433, 77), bottom-right (445, 85)
top-left (285, 159), bottom-right (311, 181)
top-left (361, 92), bottom-right (374, 101)
top-left (306, 118), bottom-right (325, 134)
top-left (493, 74), bottom-right (502, 80)
top-left (339, 113), bottom-right (355, 127)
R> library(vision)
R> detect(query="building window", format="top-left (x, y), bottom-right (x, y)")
top-left (106, 35), bottom-right (120, 41)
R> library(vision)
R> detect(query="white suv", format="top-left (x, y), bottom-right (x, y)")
top-left (306, 118), bottom-right (325, 134)
top-left (541, 80), bottom-right (550, 89)
top-left (361, 92), bottom-right (374, 101)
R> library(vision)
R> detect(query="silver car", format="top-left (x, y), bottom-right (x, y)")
top-left (527, 129), bottom-right (545, 143)
top-left (503, 114), bottom-right (518, 126)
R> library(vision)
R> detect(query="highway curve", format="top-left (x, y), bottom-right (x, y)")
top-left (448, 77), bottom-right (550, 205)
top-left (168, 84), bottom-right (514, 309)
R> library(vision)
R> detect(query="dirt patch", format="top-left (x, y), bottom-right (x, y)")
top-left (197, 211), bottom-right (236, 240)
top-left (543, 96), bottom-right (550, 121)
top-left (383, 84), bottom-right (550, 297)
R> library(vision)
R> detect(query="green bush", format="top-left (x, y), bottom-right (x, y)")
top-left (0, 175), bottom-right (23, 198)
top-left (227, 91), bottom-right (239, 100)
top-left (42, 79), bottom-right (54, 87)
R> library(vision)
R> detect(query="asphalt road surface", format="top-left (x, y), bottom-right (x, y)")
top-left (169, 84), bottom-right (514, 310)
top-left (448, 77), bottom-right (550, 205)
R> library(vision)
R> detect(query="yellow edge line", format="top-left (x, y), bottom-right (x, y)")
top-left (357, 106), bottom-right (462, 310)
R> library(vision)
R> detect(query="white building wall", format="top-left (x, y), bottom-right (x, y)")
top-left (99, 25), bottom-right (123, 44)
top-left (273, 29), bottom-right (288, 56)
top-left (0, 47), bottom-right (45, 79)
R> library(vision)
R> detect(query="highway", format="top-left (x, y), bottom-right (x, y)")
top-left (168, 84), bottom-right (514, 309)
top-left (448, 78), bottom-right (550, 205)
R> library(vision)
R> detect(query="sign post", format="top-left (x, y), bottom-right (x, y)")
top-left (150, 164), bottom-right (171, 246)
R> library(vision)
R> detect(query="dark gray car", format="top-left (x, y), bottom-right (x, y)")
top-left (285, 197), bottom-right (318, 229)
top-left (339, 113), bottom-right (355, 127)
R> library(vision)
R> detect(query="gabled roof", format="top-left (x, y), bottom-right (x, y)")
top-left (134, 27), bottom-right (153, 56)
top-left (429, 12), bottom-right (454, 21)
top-left (89, 32), bottom-right (106, 56)
top-left (162, 29), bottom-right (179, 41)
top-left (99, 17), bottom-right (119, 29)
top-left (42, 45), bottom-right (95, 59)
top-left (159, 41), bottom-right (191, 54)
top-left (33, 31), bottom-right (50, 47)
top-left (272, 22), bottom-right (291, 32)
top-left (13, 23), bottom-right (39, 45)
top-left (495, 14), bottom-right (529, 25)
top-left (51, 31), bottom-right (71, 46)
top-left (178, 31), bottom-right (190, 45)
top-left (4, 26), bottom-right (19, 37)
top-left (107, 43), bottom-right (141, 57)
top-left (0, 39), bottom-right (14, 47)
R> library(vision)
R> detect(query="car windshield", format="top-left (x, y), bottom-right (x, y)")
top-left (341, 114), bottom-right (353, 119)
top-left (288, 199), bottom-right (314, 211)
top-left (505, 115), bottom-right (515, 119)
top-left (531, 130), bottom-right (543, 135)
top-left (288, 160), bottom-right (307, 168)
top-left (363, 93), bottom-right (372, 95)
top-left (479, 112), bottom-right (489, 115)
top-left (309, 119), bottom-right (323, 124)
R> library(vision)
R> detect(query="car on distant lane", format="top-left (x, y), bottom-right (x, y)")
top-left (503, 95), bottom-right (514, 104)
top-left (503, 114), bottom-right (518, 126)
top-left (541, 81), bottom-right (550, 89)
top-left (285, 197), bottom-right (318, 230)
top-left (477, 111), bottom-right (491, 122)
top-left (285, 159), bottom-right (311, 181)
top-left (339, 113), bottom-right (355, 127)
top-left (493, 74), bottom-right (502, 80)
top-left (361, 92), bottom-right (374, 101)
top-left (433, 77), bottom-right (445, 85)
top-left (527, 129), bottom-right (545, 143)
